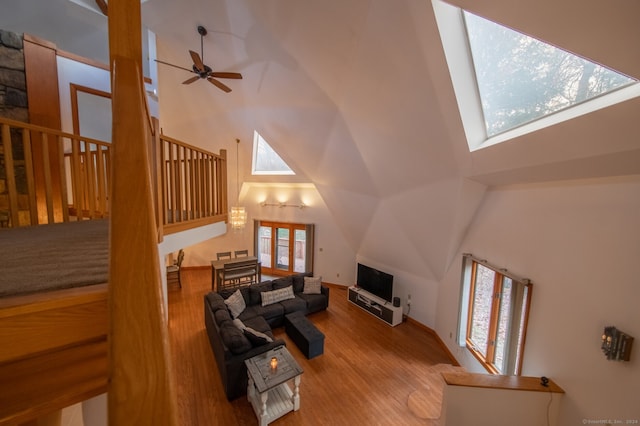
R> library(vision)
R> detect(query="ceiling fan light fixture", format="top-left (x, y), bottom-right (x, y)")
top-left (154, 25), bottom-right (242, 93)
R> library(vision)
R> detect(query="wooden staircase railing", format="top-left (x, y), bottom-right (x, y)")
top-left (0, 115), bottom-right (227, 234)
top-left (154, 124), bottom-right (228, 236)
top-left (108, 0), bottom-right (177, 422)
top-left (0, 117), bottom-right (112, 227)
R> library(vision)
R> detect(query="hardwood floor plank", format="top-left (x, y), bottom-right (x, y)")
top-left (169, 269), bottom-right (458, 425)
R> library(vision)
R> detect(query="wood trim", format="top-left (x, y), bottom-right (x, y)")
top-left (57, 49), bottom-right (110, 72)
top-left (57, 48), bottom-right (152, 84)
top-left (0, 286), bottom-right (107, 364)
top-left (163, 214), bottom-right (227, 235)
top-left (22, 33), bottom-right (57, 50)
top-left (69, 83), bottom-right (111, 136)
top-left (0, 338), bottom-right (108, 425)
top-left (405, 316), bottom-right (461, 366)
top-left (23, 36), bottom-right (64, 223)
top-left (442, 371), bottom-right (564, 393)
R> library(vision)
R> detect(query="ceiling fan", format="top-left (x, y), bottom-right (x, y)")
top-left (155, 26), bottom-right (243, 93)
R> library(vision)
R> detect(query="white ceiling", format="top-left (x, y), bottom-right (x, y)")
top-left (2, 0), bottom-right (639, 280)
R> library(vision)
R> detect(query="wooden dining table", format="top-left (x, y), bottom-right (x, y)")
top-left (210, 256), bottom-right (259, 291)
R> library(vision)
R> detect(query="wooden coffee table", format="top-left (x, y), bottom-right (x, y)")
top-left (244, 346), bottom-right (303, 426)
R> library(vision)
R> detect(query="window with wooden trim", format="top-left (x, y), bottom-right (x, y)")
top-left (458, 254), bottom-right (532, 375)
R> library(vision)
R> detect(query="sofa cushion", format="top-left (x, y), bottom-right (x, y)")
top-left (243, 315), bottom-right (274, 336)
top-left (219, 287), bottom-right (250, 304)
top-left (219, 323), bottom-right (252, 354)
top-left (292, 272), bottom-right (313, 293)
top-left (261, 286), bottom-right (295, 306)
top-left (244, 327), bottom-right (274, 346)
top-left (272, 275), bottom-right (293, 290)
top-left (206, 292), bottom-right (227, 312)
top-left (241, 302), bottom-right (284, 323)
top-left (303, 276), bottom-right (323, 294)
top-left (279, 295), bottom-right (308, 314)
top-left (214, 307), bottom-right (232, 326)
top-left (298, 292), bottom-right (328, 313)
top-left (225, 289), bottom-right (246, 319)
top-left (249, 281), bottom-right (274, 305)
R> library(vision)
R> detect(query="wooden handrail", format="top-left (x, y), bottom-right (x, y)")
top-left (159, 131), bottom-right (228, 231)
top-left (108, 0), bottom-right (177, 423)
top-left (0, 113), bottom-right (226, 232)
top-left (0, 117), bottom-right (112, 226)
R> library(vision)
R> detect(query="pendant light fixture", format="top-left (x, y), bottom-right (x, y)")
top-left (230, 138), bottom-right (247, 230)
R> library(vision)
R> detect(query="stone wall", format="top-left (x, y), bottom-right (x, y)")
top-left (0, 29), bottom-right (28, 121)
top-left (0, 29), bottom-right (28, 226)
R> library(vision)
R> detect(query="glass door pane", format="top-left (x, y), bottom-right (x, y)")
top-left (275, 228), bottom-right (290, 271)
top-left (469, 264), bottom-right (496, 357)
top-left (258, 226), bottom-right (272, 268)
top-left (494, 277), bottom-right (513, 373)
top-left (294, 229), bottom-right (306, 272)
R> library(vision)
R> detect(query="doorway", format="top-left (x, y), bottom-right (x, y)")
top-left (255, 221), bottom-right (314, 276)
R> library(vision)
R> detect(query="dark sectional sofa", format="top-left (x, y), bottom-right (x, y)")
top-left (204, 272), bottom-right (329, 400)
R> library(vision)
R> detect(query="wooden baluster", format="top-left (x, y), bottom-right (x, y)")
top-left (22, 129), bottom-right (38, 225)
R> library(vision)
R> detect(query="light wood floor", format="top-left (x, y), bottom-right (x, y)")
top-left (169, 269), bottom-right (459, 425)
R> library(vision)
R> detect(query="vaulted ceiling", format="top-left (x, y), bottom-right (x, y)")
top-left (2, 0), bottom-right (640, 281)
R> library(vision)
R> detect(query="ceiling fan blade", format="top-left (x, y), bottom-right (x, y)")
top-left (189, 50), bottom-right (205, 73)
top-left (207, 77), bottom-right (232, 93)
top-left (182, 76), bottom-right (200, 85)
top-left (155, 59), bottom-right (195, 74)
top-left (210, 72), bottom-right (243, 80)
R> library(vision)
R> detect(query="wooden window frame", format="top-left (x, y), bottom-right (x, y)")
top-left (464, 257), bottom-right (532, 375)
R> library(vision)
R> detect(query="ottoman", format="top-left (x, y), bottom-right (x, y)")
top-left (284, 311), bottom-right (325, 359)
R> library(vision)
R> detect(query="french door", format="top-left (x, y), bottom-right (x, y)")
top-left (255, 221), bottom-right (314, 276)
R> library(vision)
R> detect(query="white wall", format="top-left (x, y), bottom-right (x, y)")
top-left (182, 182), bottom-right (357, 287)
top-left (436, 175), bottom-right (640, 424)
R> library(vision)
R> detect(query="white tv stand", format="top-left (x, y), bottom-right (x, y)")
top-left (347, 286), bottom-right (402, 327)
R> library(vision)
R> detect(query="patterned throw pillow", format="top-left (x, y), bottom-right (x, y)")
top-left (303, 276), bottom-right (322, 294)
top-left (224, 289), bottom-right (246, 319)
top-left (261, 286), bottom-right (295, 306)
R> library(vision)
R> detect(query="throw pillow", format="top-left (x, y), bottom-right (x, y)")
top-left (261, 286), bottom-right (295, 306)
top-left (224, 289), bottom-right (246, 319)
top-left (303, 276), bottom-right (322, 294)
top-left (244, 326), bottom-right (274, 346)
top-left (232, 318), bottom-right (246, 330)
top-left (249, 281), bottom-right (274, 305)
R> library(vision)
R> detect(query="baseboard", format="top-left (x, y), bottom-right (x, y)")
top-left (181, 265), bottom-right (210, 271)
top-left (405, 316), bottom-right (460, 366)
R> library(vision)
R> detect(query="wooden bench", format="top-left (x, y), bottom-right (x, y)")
top-left (218, 259), bottom-right (261, 291)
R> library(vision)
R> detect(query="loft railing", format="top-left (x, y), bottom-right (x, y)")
top-left (156, 130), bottom-right (228, 235)
top-left (0, 116), bottom-right (227, 233)
top-left (0, 117), bottom-right (112, 227)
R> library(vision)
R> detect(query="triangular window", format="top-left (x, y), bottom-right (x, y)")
top-left (464, 11), bottom-right (637, 138)
top-left (252, 131), bottom-right (295, 175)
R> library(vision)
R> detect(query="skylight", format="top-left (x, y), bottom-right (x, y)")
top-left (252, 131), bottom-right (295, 175)
top-left (463, 11), bottom-right (637, 138)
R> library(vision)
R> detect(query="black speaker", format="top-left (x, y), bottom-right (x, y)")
top-left (393, 296), bottom-right (401, 307)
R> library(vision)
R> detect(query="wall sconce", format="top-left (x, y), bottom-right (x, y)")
top-left (601, 326), bottom-right (634, 361)
top-left (260, 201), bottom-right (307, 209)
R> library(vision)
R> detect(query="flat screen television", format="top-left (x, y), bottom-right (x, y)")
top-left (356, 263), bottom-right (393, 302)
